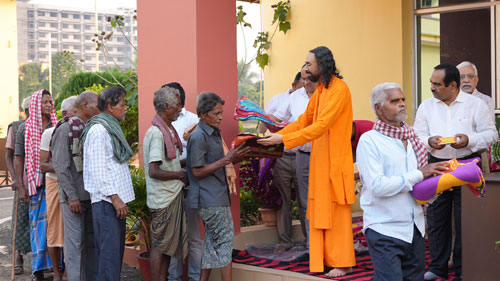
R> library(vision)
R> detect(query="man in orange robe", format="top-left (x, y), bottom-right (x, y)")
top-left (258, 46), bottom-right (356, 277)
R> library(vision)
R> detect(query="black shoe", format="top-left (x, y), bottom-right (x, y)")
top-left (296, 252), bottom-right (309, 262)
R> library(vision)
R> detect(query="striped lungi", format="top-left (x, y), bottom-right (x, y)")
top-left (29, 186), bottom-right (53, 272)
top-left (150, 191), bottom-right (187, 259)
top-left (11, 190), bottom-right (31, 254)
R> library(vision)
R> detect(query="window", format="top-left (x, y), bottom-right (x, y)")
top-left (50, 22), bottom-right (58, 28)
top-left (29, 53), bottom-right (35, 60)
top-left (117, 47), bottom-right (125, 52)
top-left (27, 10), bottom-right (34, 19)
top-left (85, 35), bottom-right (92, 41)
top-left (28, 21), bottom-right (35, 29)
top-left (28, 32), bottom-right (35, 40)
top-left (38, 32), bottom-right (46, 38)
top-left (62, 34), bottom-right (69, 39)
top-left (85, 25), bottom-right (93, 30)
top-left (62, 23), bottom-right (69, 29)
top-left (117, 37), bottom-right (124, 43)
top-left (85, 45), bottom-right (93, 51)
top-left (52, 42), bottom-right (58, 49)
top-left (63, 44), bottom-right (69, 49)
top-left (38, 22), bottom-right (45, 27)
top-left (73, 44), bottom-right (80, 49)
top-left (74, 34), bottom-right (81, 40)
top-left (28, 43), bottom-right (35, 50)
top-left (98, 15), bottom-right (103, 21)
top-left (85, 55), bottom-right (92, 61)
top-left (37, 11), bottom-right (45, 17)
top-left (73, 24), bottom-right (81, 30)
top-left (117, 57), bottom-right (125, 63)
top-left (73, 13), bottom-right (80, 19)
top-left (415, 1), bottom-right (495, 107)
top-left (39, 53), bottom-right (46, 59)
top-left (84, 14), bottom-right (91, 20)
top-left (51, 33), bottom-right (58, 39)
top-left (61, 12), bottom-right (68, 18)
top-left (50, 12), bottom-right (57, 18)
top-left (39, 43), bottom-right (46, 48)
top-left (106, 26), bottom-right (112, 32)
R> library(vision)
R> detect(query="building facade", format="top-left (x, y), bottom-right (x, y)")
top-left (17, 0), bottom-right (137, 72)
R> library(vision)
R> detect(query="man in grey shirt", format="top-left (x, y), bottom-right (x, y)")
top-left (51, 91), bottom-right (100, 281)
top-left (186, 92), bottom-right (248, 281)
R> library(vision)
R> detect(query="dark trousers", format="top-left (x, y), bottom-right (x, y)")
top-left (92, 201), bottom-right (126, 281)
top-left (426, 153), bottom-right (480, 278)
top-left (366, 226), bottom-right (425, 281)
top-left (272, 152), bottom-right (301, 248)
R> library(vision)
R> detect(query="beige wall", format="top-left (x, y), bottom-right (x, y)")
top-left (262, 0), bottom-right (413, 121)
top-left (0, 0), bottom-right (20, 137)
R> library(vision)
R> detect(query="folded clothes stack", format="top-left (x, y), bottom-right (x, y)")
top-left (233, 96), bottom-right (288, 133)
top-left (231, 133), bottom-right (284, 158)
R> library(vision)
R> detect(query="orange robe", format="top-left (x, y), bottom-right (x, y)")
top-left (278, 76), bottom-right (356, 272)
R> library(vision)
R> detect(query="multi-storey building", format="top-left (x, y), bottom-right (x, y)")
top-left (17, 0), bottom-right (137, 71)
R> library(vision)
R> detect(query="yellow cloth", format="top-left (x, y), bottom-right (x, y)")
top-left (278, 77), bottom-right (356, 271)
top-left (46, 177), bottom-right (64, 247)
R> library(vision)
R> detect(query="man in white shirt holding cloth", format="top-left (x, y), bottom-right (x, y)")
top-left (274, 70), bottom-right (317, 253)
top-left (357, 82), bottom-right (447, 281)
top-left (414, 63), bottom-right (498, 280)
top-left (457, 61), bottom-right (495, 123)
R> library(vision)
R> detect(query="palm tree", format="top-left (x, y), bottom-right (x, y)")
top-left (238, 58), bottom-right (258, 84)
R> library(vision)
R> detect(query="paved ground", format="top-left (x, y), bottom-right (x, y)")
top-left (0, 187), bottom-right (144, 280)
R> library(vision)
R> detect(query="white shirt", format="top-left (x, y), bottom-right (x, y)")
top-left (274, 87), bottom-right (312, 152)
top-left (40, 127), bottom-right (57, 180)
top-left (266, 89), bottom-right (292, 115)
top-left (414, 91), bottom-right (498, 159)
top-left (356, 130), bottom-right (425, 243)
top-left (472, 89), bottom-right (495, 123)
top-left (83, 124), bottom-right (135, 204)
top-left (172, 108), bottom-right (199, 160)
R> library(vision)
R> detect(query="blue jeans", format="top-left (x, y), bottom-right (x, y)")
top-left (168, 208), bottom-right (202, 281)
top-left (366, 226), bottom-right (425, 281)
top-left (92, 201), bottom-right (126, 281)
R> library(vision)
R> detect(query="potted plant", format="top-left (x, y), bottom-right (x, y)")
top-left (239, 159), bottom-right (282, 226)
top-left (127, 166), bottom-right (152, 281)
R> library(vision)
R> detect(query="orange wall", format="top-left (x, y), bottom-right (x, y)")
top-left (137, 0), bottom-right (241, 232)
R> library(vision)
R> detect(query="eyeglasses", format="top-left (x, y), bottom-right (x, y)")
top-left (460, 74), bottom-right (477, 79)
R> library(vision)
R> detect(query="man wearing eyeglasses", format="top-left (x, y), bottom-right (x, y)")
top-left (457, 61), bottom-right (495, 123)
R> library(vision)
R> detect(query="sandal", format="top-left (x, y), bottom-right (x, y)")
top-left (14, 254), bottom-right (23, 275)
top-left (14, 264), bottom-right (23, 275)
top-left (30, 271), bottom-right (44, 281)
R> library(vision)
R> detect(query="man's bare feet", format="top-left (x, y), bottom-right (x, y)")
top-left (325, 267), bottom-right (352, 277)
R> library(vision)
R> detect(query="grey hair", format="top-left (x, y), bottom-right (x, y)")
top-left (153, 87), bottom-right (180, 113)
top-left (456, 61), bottom-right (478, 77)
top-left (196, 92), bottom-right (225, 117)
top-left (74, 91), bottom-right (98, 108)
top-left (21, 97), bottom-right (30, 111)
top-left (61, 96), bottom-right (77, 112)
top-left (370, 82), bottom-right (402, 114)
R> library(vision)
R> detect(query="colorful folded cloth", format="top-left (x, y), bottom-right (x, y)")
top-left (411, 157), bottom-right (485, 204)
top-left (234, 96), bottom-right (288, 133)
top-left (231, 133), bottom-right (284, 158)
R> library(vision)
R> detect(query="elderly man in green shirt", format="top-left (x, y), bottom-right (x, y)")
top-left (143, 86), bottom-right (189, 281)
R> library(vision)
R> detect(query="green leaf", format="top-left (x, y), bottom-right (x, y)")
top-left (256, 52), bottom-right (269, 70)
top-left (279, 21), bottom-right (291, 34)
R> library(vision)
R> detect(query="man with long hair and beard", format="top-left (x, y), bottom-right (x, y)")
top-left (258, 46), bottom-right (356, 277)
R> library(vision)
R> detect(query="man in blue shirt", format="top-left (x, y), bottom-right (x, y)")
top-left (356, 83), bottom-right (447, 281)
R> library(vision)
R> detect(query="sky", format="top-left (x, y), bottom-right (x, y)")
top-left (28, 0), bottom-right (261, 77)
